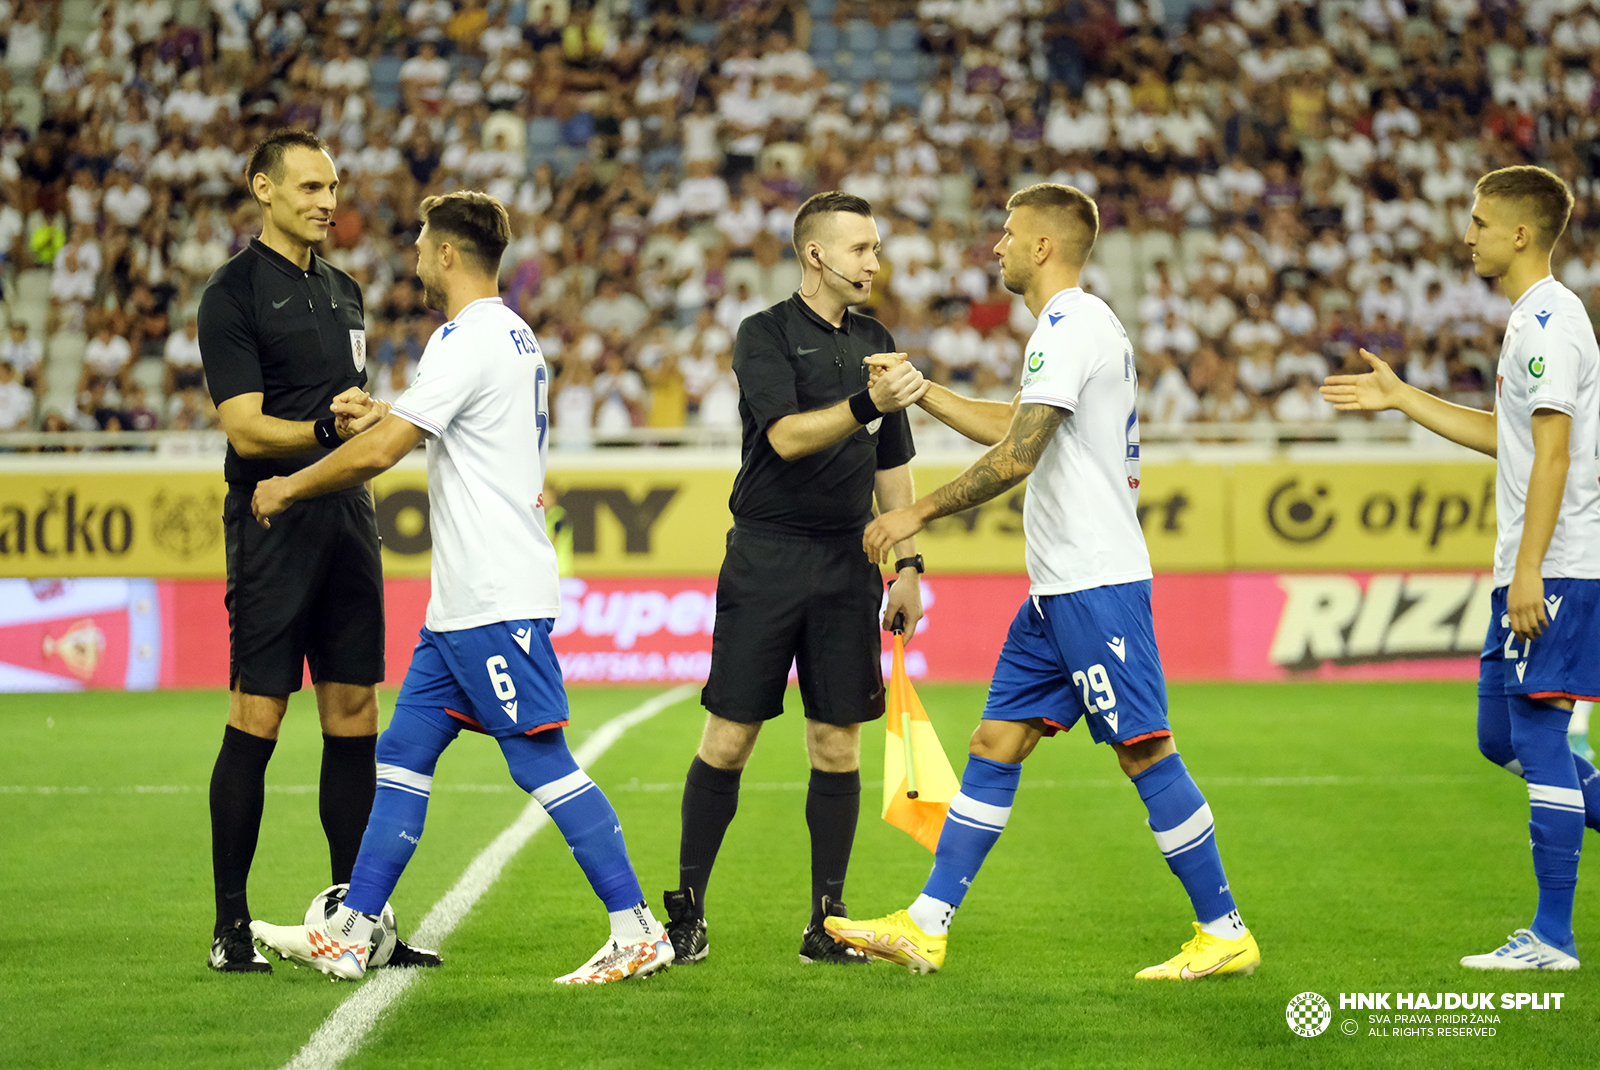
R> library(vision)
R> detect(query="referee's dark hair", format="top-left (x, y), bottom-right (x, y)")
top-left (246, 128), bottom-right (330, 203)
top-left (1007, 183), bottom-right (1100, 267)
top-left (792, 191), bottom-right (873, 259)
top-left (420, 191), bottom-right (512, 277)
top-left (1474, 165), bottom-right (1573, 251)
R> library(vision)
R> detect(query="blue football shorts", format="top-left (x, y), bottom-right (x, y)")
top-left (1479, 578), bottom-right (1600, 702)
top-left (983, 580), bottom-right (1171, 745)
top-left (397, 619), bottom-right (570, 738)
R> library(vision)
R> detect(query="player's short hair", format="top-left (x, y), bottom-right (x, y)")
top-left (792, 191), bottom-right (874, 259)
top-left (420, 191), bottom-right (512, 277)
top-left (1474, 166), bottom-right (1573, 251)
top-left (246, 129), bottom-right (330, 201)
top-left (1006, 183), bottom-right (1099, 265)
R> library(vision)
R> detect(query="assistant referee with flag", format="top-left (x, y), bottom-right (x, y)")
top-left (661, 191), bottom-right (931, 965)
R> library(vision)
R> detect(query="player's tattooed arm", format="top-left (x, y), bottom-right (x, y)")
top-left (864, 403), bottom-right (1065, 563)
top-left (924, 403), bottom-right (1066, 520)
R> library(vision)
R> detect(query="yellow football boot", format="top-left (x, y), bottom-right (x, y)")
top-left (824, 909), bottom-right (947, 975)
top-left (1135, 922), bottom-right (1261, 980)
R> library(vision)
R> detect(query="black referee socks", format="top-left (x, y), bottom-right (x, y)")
top-left (678, 757), bottom-right (743, 920)
top-left (806, 768), bottom-right (861, 928)
top-left (209, 725), bottom-right (276, 937)
top-left (320, 733), bottom-right (378, 886)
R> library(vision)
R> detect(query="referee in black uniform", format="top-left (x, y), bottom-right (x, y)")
top-left (199, 129), bottom-right (433, 972)
top-left (663, 192), bottom-right (931, 965)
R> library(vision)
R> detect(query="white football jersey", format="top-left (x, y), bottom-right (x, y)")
top-left (1017, 286), bottom-right (1152, 595)
top-left (392, 297), bottom-right (560, 630)
top-left (1493, 275), bottom-right (1600, 586)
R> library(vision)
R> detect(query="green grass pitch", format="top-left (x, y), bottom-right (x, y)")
top-left (3, 682), bottom-right (1596, 1070)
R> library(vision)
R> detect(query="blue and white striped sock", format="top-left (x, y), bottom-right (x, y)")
top-left (346, 706), bottom-right (456, 916)
top-left (915, 754), bottom-right (1021, 933)
top-left (1133, 752), bottom-right (1240, 933)
top-left (502, 730), bottom-right (644, 914)
top-left (1509, 696), bottom-right (1583, 957)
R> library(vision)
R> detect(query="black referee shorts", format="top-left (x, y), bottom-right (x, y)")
top-left (701, 524), bottom-right (886, 726)
top-left (223, 486), bottom-right (385, 696)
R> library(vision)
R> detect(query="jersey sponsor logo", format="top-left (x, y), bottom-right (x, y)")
top-left (1107, 636), bottom-right (1127, 662)
top-left (271, 296), bottom-right (292, 309)
top-left (442, 323), bottom-right (458, 338)
top-left (1528, 356), bottom-right (1544, 377)
top-left (349, 329), bottom-right (366, 373)
top-left (1047, 312), bottom-right (1065, 326)
top-left (1545, 594), bottom-right (1563, 619)
top-left (1026, 351), bottom-right (1044, 373)
top-left (797, 345), bottom-right (820, 355)
top-left (512, 626), bottom-right (532, 654)
top-left (1535, 310), bottom-right (1552, 328)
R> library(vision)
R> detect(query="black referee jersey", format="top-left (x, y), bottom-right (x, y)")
top-left (728, 293), bottom-right (915, 536)
top-left (198, 238), bottom-right (369, 486)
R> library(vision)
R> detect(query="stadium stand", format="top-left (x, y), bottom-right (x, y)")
top-left (0, 0), bottom-right (1597, 448)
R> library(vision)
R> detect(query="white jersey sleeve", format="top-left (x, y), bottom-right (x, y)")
top-left (392, 323), bottom-right (481, 437)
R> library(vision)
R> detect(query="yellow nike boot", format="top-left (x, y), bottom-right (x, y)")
top-left (1135, 922), bottom-right (1260, 980)
top-left (824, 909), bottom-right (947, 975)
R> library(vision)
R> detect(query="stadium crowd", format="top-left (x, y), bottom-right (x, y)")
top-left (1, 0), bottom-right (1599, 446)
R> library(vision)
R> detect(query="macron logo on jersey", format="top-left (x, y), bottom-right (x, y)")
top-left (1535, 310), bottom-right (1552, 328)
top-left (1546, 594), bottom-right (1563, 619)
top-left (442, 323), bottom-right (459, 338)
top-left (512, 627), bottom-right (532, 654)
top-left (1107, 637), bottom-right (1127, 662)
top-left (1103, 710), bottom-right (1119, 734)
top-left (502, 700), bottom-right (519, 722)
top-left (1048, 312), bottom-right (1066, 326)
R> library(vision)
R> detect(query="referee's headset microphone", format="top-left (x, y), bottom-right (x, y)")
top-left (811, 249), bottom-right (863, 289)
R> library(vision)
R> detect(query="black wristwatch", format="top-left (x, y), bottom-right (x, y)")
top-left (894, 554), bottom-right (925, 574)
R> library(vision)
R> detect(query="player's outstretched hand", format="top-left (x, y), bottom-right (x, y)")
top-left (1320, 348), bottom-right (1407, 412)
top-left (1507, 568), bottom-right (1549, 643)
top-left (252, 476), bottom-right (296, 529)
top-left (868, 358), bottom-right (929, 412)
top-left (864, 507), bottom-right (925, 564)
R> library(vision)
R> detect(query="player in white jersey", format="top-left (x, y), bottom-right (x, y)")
top-left (1324, 165), bottom-right (1600, 970)
top-left (824, 184), bottom-right (1260, 979)
top-left (247, 192), bottom-right (673, 984)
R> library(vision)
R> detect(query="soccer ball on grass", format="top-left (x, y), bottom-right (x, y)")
top-left (307, 883), bottom-right (399, 967)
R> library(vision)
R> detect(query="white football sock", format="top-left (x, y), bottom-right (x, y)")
top-left (329, 904), bottom-right (377, 949)
top-left (609, 900), bottom-right (662, 941)
top-left (1200, 909), bottom-right (1247, 940)
top-left (908, 894), bottom-right (955, 936)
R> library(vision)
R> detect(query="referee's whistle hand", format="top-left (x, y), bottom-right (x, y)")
top-left (252, 477), bottom-right (296, 529)
top-left (330, 388), bottom-right (390, 439)
top-left (867, 360), bottom-right (929, 413)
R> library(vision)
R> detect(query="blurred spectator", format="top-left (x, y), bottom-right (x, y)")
top-left (164, 315), bottom-right (205, 396)
top-left (0, 360), bottom-right (31, 431)
top-left (2, 322), bottom-right (43, 394)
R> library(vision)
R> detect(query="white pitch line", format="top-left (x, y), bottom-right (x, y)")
top-left (280, 683), bottom-right (698, 1070)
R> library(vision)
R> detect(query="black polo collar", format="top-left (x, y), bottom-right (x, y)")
top-left (249, 237), bottom-right (328, 279)
top-left (788, 291), bottom-right (859, 334)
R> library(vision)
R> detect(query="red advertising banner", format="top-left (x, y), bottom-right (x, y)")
top-left (0, 572), bottom-right (1484, 692)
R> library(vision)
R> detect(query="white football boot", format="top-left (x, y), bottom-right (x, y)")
top-left (1461, 929), bottom-right (1579, 970)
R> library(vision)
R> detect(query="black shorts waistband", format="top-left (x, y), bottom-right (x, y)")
top-left (226, 483), bottom-right (369, 502)
top-left (732, 517), bottom-right (866, 546)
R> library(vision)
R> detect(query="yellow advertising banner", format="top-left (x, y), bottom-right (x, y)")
top-left (0, 458), bottom-right (1497, 579)
top-left (1230, 461), bottom-right (1497, 569)
top-left (0, 468), bottom-right (229, 577)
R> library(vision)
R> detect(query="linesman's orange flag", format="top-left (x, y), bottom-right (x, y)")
top-left (883, 631), bottom-right (960, 852)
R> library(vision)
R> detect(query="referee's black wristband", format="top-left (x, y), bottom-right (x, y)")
top-left (313, 417), bottom-right (341, 449)
top-left (848, 389), bottom-right (881, 425)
